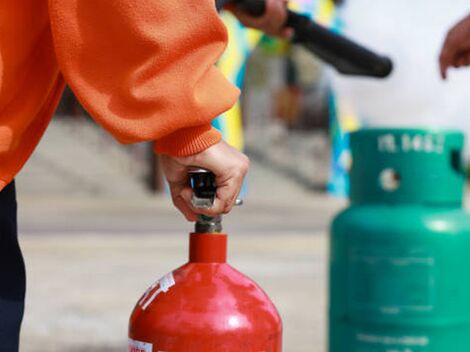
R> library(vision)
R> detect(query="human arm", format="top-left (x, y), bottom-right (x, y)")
top-left (439, 13), bottom-right (470, 79)
top-left (48, 0), bottom-right (247, 218)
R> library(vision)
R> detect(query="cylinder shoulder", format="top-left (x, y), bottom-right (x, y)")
top-left (130, 263), bottom-right (281, 335)
top-left (332, 204), bottom-right (470, 236)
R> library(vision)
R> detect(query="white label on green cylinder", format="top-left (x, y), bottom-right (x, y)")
top-left (354, 333), bottom-right (430, 352)
top-left (377, 133), bottom-right (445, 154)
top-left (348, 246), bottom-right (435, 315)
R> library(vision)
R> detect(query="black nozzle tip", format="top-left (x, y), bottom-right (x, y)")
top-left (376, 57), bottom-right (394, 78)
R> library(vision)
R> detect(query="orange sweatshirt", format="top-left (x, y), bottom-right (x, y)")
top-left (0, 0), bottom-right (239, 190)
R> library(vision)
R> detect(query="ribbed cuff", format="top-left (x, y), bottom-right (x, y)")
top-left (154, 124), bottom-right (222, 157)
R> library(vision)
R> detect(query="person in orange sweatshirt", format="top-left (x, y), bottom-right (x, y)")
top-left (0, 0), bottom-right (289, 349)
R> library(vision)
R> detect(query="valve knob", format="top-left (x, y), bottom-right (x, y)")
top-left (188, 167), bottom-right (243, 233)
top-left (188, 168), bottom-right (222, 233)
top-left (188, 168), bottom-right (216, 209)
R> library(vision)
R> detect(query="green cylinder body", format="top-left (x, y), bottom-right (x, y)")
top-left (329, 128), bottom-right (470, 352)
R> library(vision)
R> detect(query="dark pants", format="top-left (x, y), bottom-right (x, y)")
top-left (0, 181), bottom-right (25, 351)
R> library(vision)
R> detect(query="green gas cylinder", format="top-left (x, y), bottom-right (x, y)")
top-left (329, 128), bottom-right (470, 352)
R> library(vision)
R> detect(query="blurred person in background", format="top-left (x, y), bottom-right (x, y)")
top-left (439, 12), bottom-right (470, 79)
top-left (331, 0), bottom-right (470, 162)
top-left (0, 0), bottom-right (289, 350)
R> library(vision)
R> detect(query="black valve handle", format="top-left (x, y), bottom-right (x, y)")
top-left (216, 0), bottom-right (393, 78)
top-left (188, 168), bottom-right (223, 233)
top-left (188, 168), bottom-right (217, 208)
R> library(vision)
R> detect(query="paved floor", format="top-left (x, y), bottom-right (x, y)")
top-left (14, 119), bottom-right (345, 351)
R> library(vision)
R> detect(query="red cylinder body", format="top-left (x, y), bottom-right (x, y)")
top-left (128, 233), bottom-right (282, 352)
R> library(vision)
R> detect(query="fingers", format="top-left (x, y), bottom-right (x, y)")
top-left (439, 51), bottom-right (449, 80)
top-left (439, 31), bottom-right (457, 80)
top-left (439, 61), bottom-right (448, 80)
top-left (263, 0), bottom-right (288, 36)
top-left (440, 49), bottom-right (470, 80)
top-left (173, 177), bottom-right (244, 219)
top-left (201, 169), bottom-right (247, 217)
top-left (439, 14), bottom-right (470, 80)
top-left (281, 27), bottom-right (294, 40)
top-left (231, 0), bottom-right (289, 38)
top-left (455, 53), bottom-right (470, 67)
top-left (173, 193), bottom-right (198, 222)
top-left (161, 155), bottom-right (198, 222)
top-left (191, 161), bottom-right (248, 217)
top-left (230, 7), bottom-right (265, 29)
top-left (183, 141), bottom-right (249, 217)
top-left (168, 183), bottom-right (198, 222)
top-left (162, 141), bottom-right (250, 219)
top-left (176, 184), bottom-right (237, 218)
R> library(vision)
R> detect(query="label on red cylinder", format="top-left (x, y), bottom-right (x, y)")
top-left (128, 338), bottom-right (153, 352)
top-left (128, 337), bottom-right (269, 352)
top-left (138, 272), bottom-right (176, 311)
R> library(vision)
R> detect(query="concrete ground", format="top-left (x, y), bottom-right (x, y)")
top-left (15, 119), bottom-right (345, 352)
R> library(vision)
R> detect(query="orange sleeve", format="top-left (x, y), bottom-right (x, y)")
top-left (48, 0), bottom-right (240, 156)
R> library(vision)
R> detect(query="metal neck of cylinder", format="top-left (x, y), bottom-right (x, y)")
top-left (195, 215), bottom-right (222, 233)
top-left (189, 233), bottom-right (227, 263)
top-left (350, 128), bottom-right (465, 205)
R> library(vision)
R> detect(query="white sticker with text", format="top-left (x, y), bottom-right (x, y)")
top-left (377, 133), bottom-right (445, 154)
top-left (138, 272), bottom-right (176, 310)
top-left (128, 338), bottom-right (152, 352)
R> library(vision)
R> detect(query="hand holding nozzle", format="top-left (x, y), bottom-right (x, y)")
top-left (189, 168), bottom-right (243, 209)
top-left (217, 0), bottom-right (393, 78)
top-left (189, 168), bottom-right (243, 233)
top-left (160, 140), bottom-right (249, 222)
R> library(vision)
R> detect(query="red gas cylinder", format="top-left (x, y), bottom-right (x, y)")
top-left (128, 169), bottom-right (282, 352)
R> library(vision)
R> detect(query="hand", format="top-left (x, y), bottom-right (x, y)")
top-left (160, 141), bottom-right (250, 221)
top-left (439, 13), bottom-right (470, 79)
top-left (229, 0), bottom-right (293, 38)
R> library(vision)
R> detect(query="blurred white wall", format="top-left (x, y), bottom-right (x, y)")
top-left (332, 0), bottom-right (470, 153)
